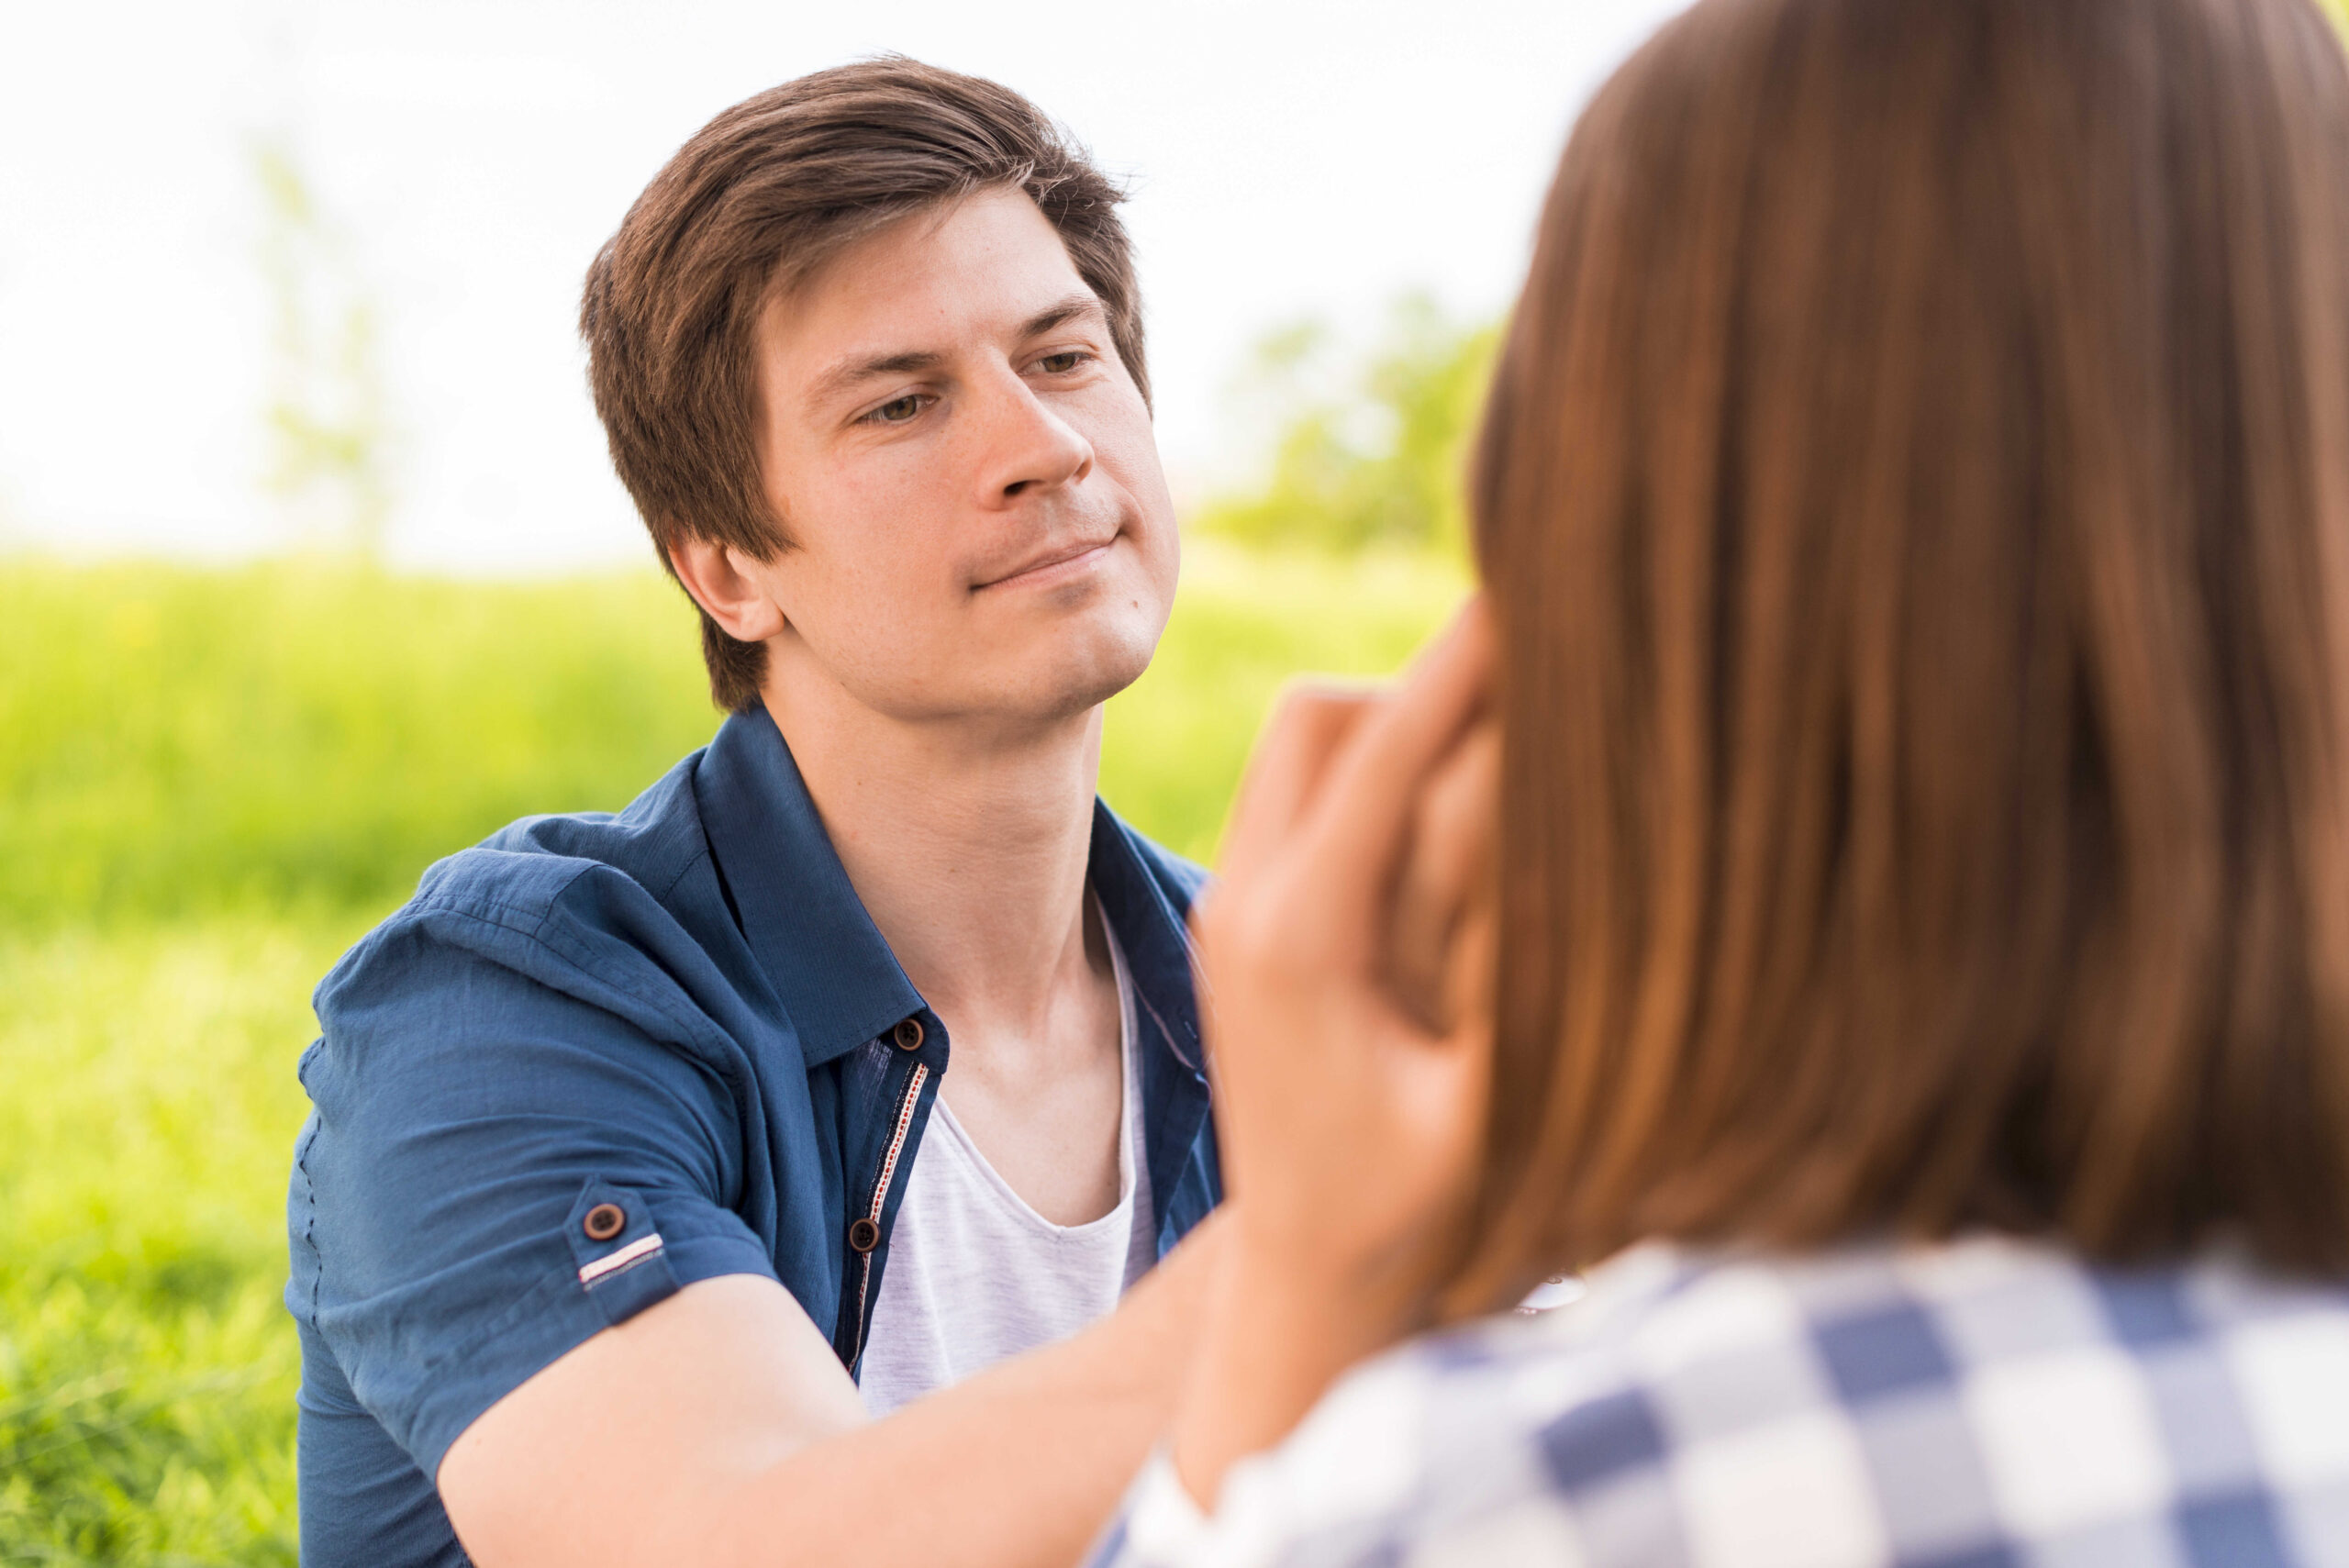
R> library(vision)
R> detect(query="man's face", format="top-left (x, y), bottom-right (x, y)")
top-left (742, 187), bottom-right (1178, 733)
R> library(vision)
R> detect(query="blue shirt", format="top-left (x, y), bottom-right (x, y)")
top-left (285, 706), bottom-right (1221, 1566)
top-left (1096, 1238), bottom-right (2349, 1568)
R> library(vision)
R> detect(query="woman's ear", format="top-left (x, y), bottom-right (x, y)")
top-left (668, 535), bottom-right (788, 645)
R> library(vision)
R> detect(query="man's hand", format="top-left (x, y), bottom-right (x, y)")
top-left (439, 1212), bottom-right (1227, 1568)
top-left (1174, 600), bottom-right (1498, 1507)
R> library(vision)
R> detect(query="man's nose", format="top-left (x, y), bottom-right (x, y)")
top-left (973, 373), bottom-right (1093, 506)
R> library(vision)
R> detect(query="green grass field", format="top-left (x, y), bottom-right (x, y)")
top-left (0, 543), bottom-right (1464, 1563)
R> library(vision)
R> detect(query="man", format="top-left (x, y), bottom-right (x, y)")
top-left (286, 58), bottom-right (1222, 1566)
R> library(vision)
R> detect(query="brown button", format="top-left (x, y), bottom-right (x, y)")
top-left (848, 1217), bottom-right (881, 1252)
top-left (893, 1017), bottom-right (925, 1051)
top-left (582, 1203), bottom-right (626, 1242)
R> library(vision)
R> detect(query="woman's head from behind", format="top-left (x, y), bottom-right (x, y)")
top-left (1457, 0), bottom-right (2349, 1307)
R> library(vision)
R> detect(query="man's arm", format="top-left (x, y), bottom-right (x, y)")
top-left (437, 1211), bottom-right (1224, 1568)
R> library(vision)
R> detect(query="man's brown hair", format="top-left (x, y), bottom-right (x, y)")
top-left (1453, 0), bottom-right (2349, 1309)
top-left (581, 58), bottom-right (1147, 710)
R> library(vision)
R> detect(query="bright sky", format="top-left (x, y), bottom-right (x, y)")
top-left (0, 0), bottom-right (1686, 573)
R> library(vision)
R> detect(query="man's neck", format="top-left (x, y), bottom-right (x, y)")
top-left (759, 671), bottom-right (1105, 1053)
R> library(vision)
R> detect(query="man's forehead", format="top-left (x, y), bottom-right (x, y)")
top-left (765, 190), bottom-right (1095, 359)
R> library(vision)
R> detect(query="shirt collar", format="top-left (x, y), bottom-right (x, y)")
top-left (694, 706), bottom-right (924, 1069)
top-left (692, 704), bottom-right (1204, 1080)
top-left (1086, 801), bottom-right (1207, 1075)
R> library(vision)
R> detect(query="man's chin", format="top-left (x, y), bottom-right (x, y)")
top-left (983, 606), bottom-right (1165, 726)
top-left (846, 594), bottom-right (1171, 731)
top-left (1031, 635), bottom-right (1159, 723)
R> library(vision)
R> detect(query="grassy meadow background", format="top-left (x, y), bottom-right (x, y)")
top-left (0, 302), bottom-right (1481, 1562)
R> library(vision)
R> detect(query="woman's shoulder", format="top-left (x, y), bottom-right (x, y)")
top-left (1185, 1240), bottom-right (2349, 1568)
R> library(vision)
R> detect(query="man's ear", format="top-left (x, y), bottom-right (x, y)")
top-left (668, 534), bottom-right (788, 644)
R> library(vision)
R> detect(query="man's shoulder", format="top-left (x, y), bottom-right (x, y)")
top-left (429, 748), bottom-right (714, 921)
top-left (317, 747), bottom-right (731, 1031)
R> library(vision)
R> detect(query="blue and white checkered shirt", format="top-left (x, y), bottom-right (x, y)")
top-left (1095, 1237), bottom-right (2349, 1567)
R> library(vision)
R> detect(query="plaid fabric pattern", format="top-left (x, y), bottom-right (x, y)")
top-left (1097, 1238), bottom-right (2349, 1568)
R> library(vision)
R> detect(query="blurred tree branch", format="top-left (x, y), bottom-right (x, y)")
top-left (1193, 293), bottom-right (1497, 559)
top-left (252, 133), bottom-right (391, 560)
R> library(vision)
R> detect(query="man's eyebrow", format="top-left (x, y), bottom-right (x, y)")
top-left (807, 349), bottom-right (946, 411)
top-left (805, 296), bottom-right (1106, 411)
top-left (1020, 294), bottom-right (1108, 339)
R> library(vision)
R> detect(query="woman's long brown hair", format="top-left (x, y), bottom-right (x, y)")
top-left (1454, 0), bottom-right (2349, 1308)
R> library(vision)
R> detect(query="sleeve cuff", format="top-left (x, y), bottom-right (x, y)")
top-left (398, 1207), bottom-right (779, 1483)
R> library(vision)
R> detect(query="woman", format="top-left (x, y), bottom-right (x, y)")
top-left (1104, 0), bottom-right (2349, 1562)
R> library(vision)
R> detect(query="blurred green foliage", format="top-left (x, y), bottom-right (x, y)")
top-left (0, 562), bottom-right (716, 929)
top-left (1101, 539), bottom-right (1470, 861)
top-left (1190, 295), bottom-right (1498, 557)
top-left (0, 549), bottom-right (1462, 930)
top-left (0, 920), bottom-right (332, 1565)
top-left (0, 543), bottom-right (1464, 1562)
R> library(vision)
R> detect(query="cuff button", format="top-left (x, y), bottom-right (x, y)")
top-left (583, 1203), bottom-right (627, 1242)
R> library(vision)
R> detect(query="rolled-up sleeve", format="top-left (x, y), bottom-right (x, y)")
top-left (288, 891), bottom-right (779, 1481)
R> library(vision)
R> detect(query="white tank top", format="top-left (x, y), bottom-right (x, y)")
top-left (857, 924), bottom-right (1156, 1417)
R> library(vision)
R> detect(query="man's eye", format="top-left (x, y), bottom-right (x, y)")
top-left (1037, 351), bottom-right (1086, 374)
top-left (871, 395), bottom-right (923, 424)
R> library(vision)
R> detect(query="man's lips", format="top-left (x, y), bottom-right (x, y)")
top-left (972, 537), bottom-right (1118, 591)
